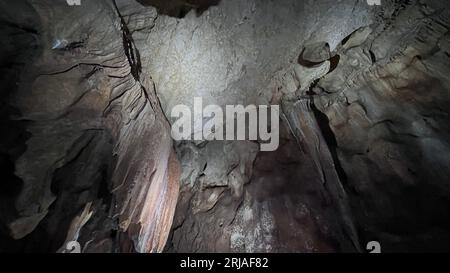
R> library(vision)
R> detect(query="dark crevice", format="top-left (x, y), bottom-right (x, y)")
top-left (308, 95), bottom-right (348, 186)
top-left (113, 0), bottom-right (142, 81)
top-left (41, 63), bottom-right (125, 76)
top-left (136, 0), bottom-right (221, 18)
top-left (327, 54), bottom-right (340, 74)
top-left (341, 28), bottom-right (358, 46)
top-left (369, 49), bottom-right (377, 63)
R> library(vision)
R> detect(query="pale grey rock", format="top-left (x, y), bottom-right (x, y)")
top-left (294, 61), bottom-right (330, 92)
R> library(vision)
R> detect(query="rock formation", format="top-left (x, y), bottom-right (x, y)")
top-left (1, 0), bottom-right (450, 252)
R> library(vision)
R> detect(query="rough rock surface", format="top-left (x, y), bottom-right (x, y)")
top-left (0, 0), bottom-right (179, 253)
top-left (312, 0), bottom-right (450, 251)
top-left (1, 0), bottom-right (450, 253)
top-left (160, 0), bottom-right (450, 252)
